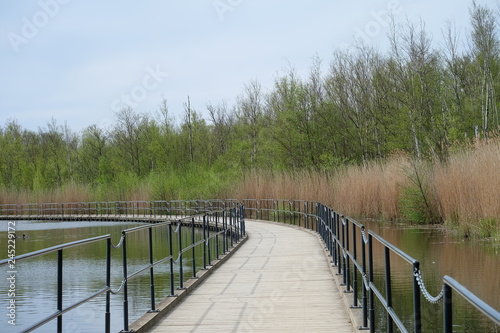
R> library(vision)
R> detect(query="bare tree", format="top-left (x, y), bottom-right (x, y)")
top-left (237, 80), bottom-right (263, 166)
top-left (184, 96), bottom-right (194, 163)
top-left (469, 0), bottom-right (499, 135)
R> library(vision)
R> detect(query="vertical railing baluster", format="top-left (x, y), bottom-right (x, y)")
top-left (122, 231), bottom-right (129, 332)
top-left (345, 218), bottom-right (351, 292)
top-left (105, 238), bottom-right (111, 333)
top-left (341, 216), bottom-right (347, 286)
top-left (215, 212), bottom-right (220, 259)
top-left (148, 227), bottom-right (156, 312)
top-left (336, 213), bottom-right (342, 275)
top-left (368, 234), bottom-right (375, 333)
top-left (203, 216), bottom-right (207, 269)
top-left (413, 262), bottom-right (422, 333)
top-left (207, 215), bottom-right (212, 265)
top-left (168, 224), bottom-right (175, 296)
top-left (443, 284), bottom-right (452, 333)
top-left (191, 218), bottom-right (197, 278)
top-left (224, 210), bottom-right (228, 253)
top-left (230, 209), bottom-right (234, 248)
top-left (57, 249), bottom-right (63, 333)
top-left (352, 223), bottom-right (359, 308)
top-left (361, 227), bottom-right (369, 329)
top-left (178, 222), bottom-right (184, 289)
top-left (241, 205), bottom-right (246, 237)
top-left (385, 246), bottom-right (393, 333)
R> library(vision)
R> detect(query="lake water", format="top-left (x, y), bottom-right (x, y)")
top-left (362, 219), bottom-right (500, 332)
top-left (1, 219), bottom-right (499, 332)
top-left (0, 220), bottom-right (213, 333)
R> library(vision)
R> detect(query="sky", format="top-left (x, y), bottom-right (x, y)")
top-left (0, 0), bottom-right (497, 132)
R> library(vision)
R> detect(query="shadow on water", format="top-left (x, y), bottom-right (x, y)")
top-left (0, 220), bottom-right (216, 333)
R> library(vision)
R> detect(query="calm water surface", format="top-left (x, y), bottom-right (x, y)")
top-left (362, 219), bottom-right (500, 332)
top-left (0, 220), bottom-right (209, 333)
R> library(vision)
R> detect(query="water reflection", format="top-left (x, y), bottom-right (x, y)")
top-left (0, 220), bottom-right (214, 333)
top-left (362, 219), bottom-right (500, 332)
top-left (2, 219), bottom-right (498, 332)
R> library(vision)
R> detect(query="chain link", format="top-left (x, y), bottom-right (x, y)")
top-left (111, 234), bottom-right (125, 249)
top-left (414, 268), bottom-right (444, 304)
top-left (361, 229), bottom-right (369, 244)
top-left (109, 279), bottom-right (126, 295)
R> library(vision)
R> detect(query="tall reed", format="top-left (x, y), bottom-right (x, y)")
top-left (434, 139), bottom-right (500, 237)
top-left (1, 140), bottom-right (499, 238)
top-left (231, 144), bottom-right (500, 238)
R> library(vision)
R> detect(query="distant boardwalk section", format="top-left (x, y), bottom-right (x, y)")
top-left (150, 220), bottom-right (355, 333)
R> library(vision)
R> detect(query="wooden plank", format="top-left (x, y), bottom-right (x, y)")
top-left (150, 220), bottom-right (356, 333)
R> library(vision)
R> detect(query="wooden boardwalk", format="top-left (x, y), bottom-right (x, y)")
top-left (150, 220), bottom-right (355, 333)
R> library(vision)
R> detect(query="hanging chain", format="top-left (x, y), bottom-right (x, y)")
top-left (109, 279), bottom-right (127, 295)
top-left (414, 268), bottom-right (444, 304)
top-left (111, 234), bottom-right (125, 249)
top-left (361, 228), bottom-right (369, 244)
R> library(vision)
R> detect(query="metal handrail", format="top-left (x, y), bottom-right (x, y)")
top-left (444, 276), bottom-right (500, 330)
top-left (241, 199), bottom-right (500, 333)
top-left (0, 235), bottom-right (113, 332)
top-left (0, 200), bottom-right (246, 333)
top-left (1, 199), bottom-right (498, 331)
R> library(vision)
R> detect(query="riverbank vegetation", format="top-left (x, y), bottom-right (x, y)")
top-left (231, 139), bottom-right (500, 239)
top-left (1, 2), bottom-right (500, 238)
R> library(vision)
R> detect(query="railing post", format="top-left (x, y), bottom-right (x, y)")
top-left (336, 213), bottom-right (342, 275)
top-left (331, 211), bottom-right (337, 266)
top-left (361, 227), bottom-right (369, 329)
top-left (57, 249), bottom-right (63, 333)
top-left (413, 262), bottom-right (422, 333)
top-left (207, 215), bottom-right (212, 265)
top-left (213, 213), bottom-right (218, 259)
top-left (352, 222), bottom-right (360, 308)
top-left (203, 215), bottom-right (208, 269)
top-left (230, 209), bottom-right (234, 248)
top-left (329, 210), bottom-right (334, 258)
top-left (224, 210), bottom-right (228, 253)
top-left (241, 205), bottom-right (246, 237)
top-left (368, 234), bottom-right (375, 333)
top-left (168, 224), bottom-right (175, 296)
top-left (385, 246), bottom-right (393, 333)
top-left (345, 217), bottom-right (352, 293)
top-left (121, 231), bottom-right (129, 332)
top-left (105, 238), bottom-right (111, 333)
top-left (341, 215), bottom-right (347, 286)
top-left (178, 222), bottom-right (184, 289)
top-left (443, 283), bottom-right (452, 333)
top-left (192, 218), bottom-right (197, 278)
top-left (148, 227), bottom-right (156, 312)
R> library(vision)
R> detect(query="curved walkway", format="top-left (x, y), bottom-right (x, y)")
top-left (150, 220), bottom-right (355, 332)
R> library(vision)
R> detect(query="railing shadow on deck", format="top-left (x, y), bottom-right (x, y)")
top-left (241, 199), bottom-right (500, 333)
top-left (0, 200), bottom-right (245, 333)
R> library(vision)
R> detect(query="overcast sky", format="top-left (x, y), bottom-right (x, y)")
top-left (0, 0), bottom-right (497, 132)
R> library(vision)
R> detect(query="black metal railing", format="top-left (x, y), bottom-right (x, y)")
top-left (242, 199), bottom-right (500, 333)
top-left (0, 235), bottom-right (114, 332)
top-left (0, 199), bottom-right (239, 220)
top-left (1, 198), bottom-right (499, 332)
top-left (0, 200), bottom-right (245, 333)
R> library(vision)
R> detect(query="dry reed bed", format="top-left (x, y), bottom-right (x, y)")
top-left (435, 141), bottom-right (500, 236)
top-left (232, 143), bottom-right (500, 238)
top-left (1, 141), bottom-right (499, 238)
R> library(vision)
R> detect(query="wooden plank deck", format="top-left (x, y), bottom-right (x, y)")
top-left (150, 219), bottom-right (356, 333)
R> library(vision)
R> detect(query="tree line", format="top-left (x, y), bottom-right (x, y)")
top-left (1, 1), bottom-right (499, 196)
